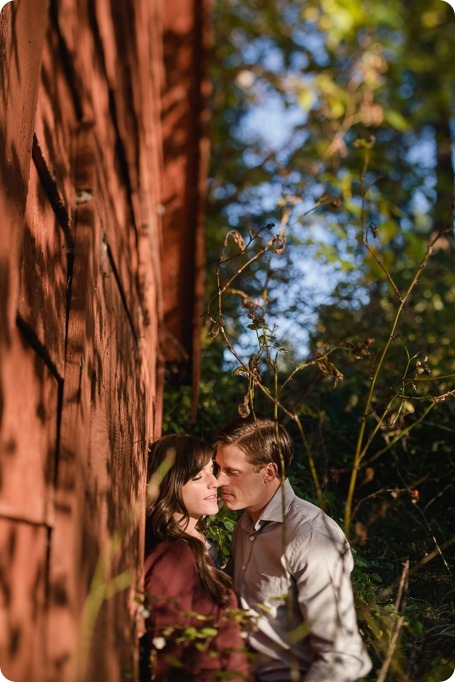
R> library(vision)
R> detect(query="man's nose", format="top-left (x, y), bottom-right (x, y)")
top-left (216, 470), bottom-right (229, 485)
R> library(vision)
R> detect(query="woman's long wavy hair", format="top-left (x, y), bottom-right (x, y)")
top-left (146, 434), bottom-right (234, 607)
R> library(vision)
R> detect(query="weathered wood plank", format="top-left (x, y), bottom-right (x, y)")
top-left (83, 211), bottom-right (147, 682)
top-left (0, 330), bottom-right (59, 525)
top-left (47, 123), bottom-right (99, 682)
top-left (54, 0), bottom-right (143, 339)
top-left (0, 0), bottom-right (49, 401)
top-left (160, 0), bottom-right (211, 413)
top-left (18, 161), bottom-right (68, 378)
top-left (33, 17), bottom-right (79, 231)
top-left (0, 519), bottom-right (48, 682)
top-left (47, 120), bottom-right (149, 682)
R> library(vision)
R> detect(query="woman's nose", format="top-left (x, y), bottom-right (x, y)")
top-left (209, 473), bottom-right (220, 488)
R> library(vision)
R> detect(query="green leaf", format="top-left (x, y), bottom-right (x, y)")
top-left (199, 627), bottom-right (219, 637)
top-left (384, 110), bottom-right (410, 132)
top-left (298, 88), bottom-right (317, 112)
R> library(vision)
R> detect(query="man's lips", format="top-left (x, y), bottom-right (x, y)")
top-left (221, 491), bottom-right (233, 498)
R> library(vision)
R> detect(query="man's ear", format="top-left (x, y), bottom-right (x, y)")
top-left (263, 462), bottom-right (278, 483)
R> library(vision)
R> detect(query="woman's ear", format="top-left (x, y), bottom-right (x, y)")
top-left (263, 462), bottom-right (278, 483)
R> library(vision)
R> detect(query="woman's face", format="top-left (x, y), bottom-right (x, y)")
top-left (181, 459), bottom-right (219, 520)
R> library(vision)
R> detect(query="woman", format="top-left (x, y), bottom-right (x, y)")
top-left (144, 434), bottom-right (251, 681)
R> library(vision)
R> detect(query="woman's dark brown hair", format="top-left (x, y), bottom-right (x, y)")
top-left (146, 434), bottom-right (234, 607)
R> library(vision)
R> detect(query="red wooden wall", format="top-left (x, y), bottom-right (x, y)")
top-left (0, 0), bottom-right (210, 680)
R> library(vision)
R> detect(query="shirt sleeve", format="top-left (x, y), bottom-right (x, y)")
top-left (203, 590), bottom-right (251, 682)
top-left (144, 542), bottom-right (198, 678)
top-left (144, 541), bottom-right (196, 627)
top-left (291, 529), bottom-right (372, 682)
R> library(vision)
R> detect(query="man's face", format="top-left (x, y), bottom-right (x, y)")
top-left (216, 443), bottom-right (271, 515)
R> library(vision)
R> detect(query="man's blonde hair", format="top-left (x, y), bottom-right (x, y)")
top-left (215, 416), bottom-right (293, 476)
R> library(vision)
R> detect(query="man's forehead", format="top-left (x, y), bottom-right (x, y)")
top-left (216, 442), bottom-right (249, 465)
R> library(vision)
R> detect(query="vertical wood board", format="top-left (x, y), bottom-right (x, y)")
top-left (0, 519), bottom-right (48, 682)
top-left (0, 331), bottom-right (59, 525)
top-left (18, 161), bottom-right (68, 378)
top-left (33, 19), bottom-right (80, 227)
top-left (46, 125), bottom-right (100, 682)
top-left (0, 0), bottom-right (49, 329)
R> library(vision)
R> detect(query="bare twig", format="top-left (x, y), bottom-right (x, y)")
top-left (376, 561), bottom-right (410, 682)
top-left (344, 170), bottom-right (445, 534)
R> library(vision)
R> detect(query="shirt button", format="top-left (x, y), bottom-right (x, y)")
top-left (249, 535), bottom-right (255, 541)
top-left (242, 565), bottom-right (247, 570)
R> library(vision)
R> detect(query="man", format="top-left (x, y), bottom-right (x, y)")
top-left (215, 417), bottom-right (372, 682)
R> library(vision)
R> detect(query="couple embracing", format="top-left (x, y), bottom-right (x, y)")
top-left (144, 417), bottom-right (372, 681)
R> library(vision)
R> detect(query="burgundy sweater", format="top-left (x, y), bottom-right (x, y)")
top-left (144, 540), bottom-right (251, 681)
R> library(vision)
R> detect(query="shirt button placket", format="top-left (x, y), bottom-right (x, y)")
top-left (242, 531), bottom-right (256, 573)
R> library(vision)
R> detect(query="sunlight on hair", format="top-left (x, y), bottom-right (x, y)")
top-left (146, 446), bottom-right (176, 504)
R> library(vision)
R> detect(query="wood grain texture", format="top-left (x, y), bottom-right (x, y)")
top-left (18, 161), bottom-right (68, 378)
top-left (0, 1), bottom-right (210, 679)
top-left (0, 519), bottom-right (48, 682)
top-left (0, 330), bottom-right (58, 524)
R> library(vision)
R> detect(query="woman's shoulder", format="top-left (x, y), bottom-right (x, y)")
top-left (145, 539), bottom-right (196, 573)
top-left (144, 539), bottom-right (199, 596)
top-left (146, 538), bottom-right (195, 561)
top-left (150, 538), bottom-right (194, 557)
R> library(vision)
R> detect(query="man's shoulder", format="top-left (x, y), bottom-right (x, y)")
top-left (289, 494), bottom-right (323, 518)
top-left (286, 494), bottom-right (325, 524)
top-left (286, 495), bottom-right (347, 544)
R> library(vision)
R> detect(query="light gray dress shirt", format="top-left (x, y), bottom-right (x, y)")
top-left (231, 480), bottom-right (372, 681)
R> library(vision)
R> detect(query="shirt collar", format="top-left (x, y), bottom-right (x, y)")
top-left (240, 479), bottom-right (295, 530)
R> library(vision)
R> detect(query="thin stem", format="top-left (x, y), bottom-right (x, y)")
top-left (363, 402), bottom-right (435, 467)
top-left (376, 561), bottom-right (409, 682)
top-left (344, 229), bottom-right (440, 535)
top-left (364, 242), bottom-right (403, 302)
